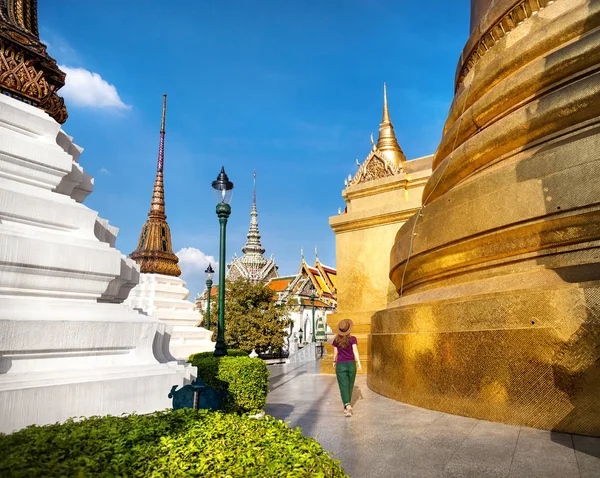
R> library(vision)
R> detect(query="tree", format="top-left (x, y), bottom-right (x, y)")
top-left (201, 278), bottom-right (292, 353)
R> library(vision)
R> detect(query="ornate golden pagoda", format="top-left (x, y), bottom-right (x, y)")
top-left (130, 95), bottom-right (181, 277)
top-left (369, 0), bottom-right (600, 436)
top-left (351, 84), bottom-right (406, 185)
top-left (0, 0), bottom-right (67, 123)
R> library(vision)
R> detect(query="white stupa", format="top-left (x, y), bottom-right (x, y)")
top-left (0, 4), bottom-right (190, 434)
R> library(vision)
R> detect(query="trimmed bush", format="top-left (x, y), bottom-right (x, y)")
top-left (187, 349), bottom-right (248, 361)
top-left (189, 355), bottom-right (269, 413)
top-left (0, 409), bottom-right (347, 477)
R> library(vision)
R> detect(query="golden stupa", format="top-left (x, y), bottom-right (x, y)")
top-left (369, 0), bottom-right (600, 436)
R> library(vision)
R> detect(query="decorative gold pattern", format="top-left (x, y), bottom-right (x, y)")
top-left (351, 150), bottom-right (399, 185)
top-left (456, 0), bottom-right (557, 89)
top-left (130, 95), bottom-right (181, 277)
top-left (0, 0), bottom-right (67, 123)
top-left (370, 283), bottom-right (600, 435)
top-left (372, 0), bottom-right (600, 435)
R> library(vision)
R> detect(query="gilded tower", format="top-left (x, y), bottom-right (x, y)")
top-left (325, 85), bottom-right (433, 374)
top-left (130, 95), bottom-right (181, 277)
top-left (370, 0), bottom-right (600, 436)
top-left (0, 0), bottom-right (67, 123)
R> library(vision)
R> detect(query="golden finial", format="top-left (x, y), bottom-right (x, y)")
top-left (376, 83), bottom-right (406, 168)
top-left (382, 82), bottom-right (391, 124)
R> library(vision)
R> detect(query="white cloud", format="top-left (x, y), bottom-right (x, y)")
top-left (99, 167), bottom-right (110, 174)
top-left (176, 247), bottom-right (218, 276)
top-left (59, 65), bottom-right (131, 110)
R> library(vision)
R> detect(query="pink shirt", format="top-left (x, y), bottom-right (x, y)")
top-left (333, 336), bottom-right (357, 362)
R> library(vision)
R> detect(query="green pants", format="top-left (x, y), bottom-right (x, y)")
top-left (335, 361), bottom-right (356, 406)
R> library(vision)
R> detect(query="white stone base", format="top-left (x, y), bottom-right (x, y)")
top-left (0, 95), bottom-right (192, 433)
top-left (125, 273), bottom-right (214, 360)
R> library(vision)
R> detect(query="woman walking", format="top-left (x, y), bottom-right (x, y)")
top-left (332, 319), bottom-right (362, 417)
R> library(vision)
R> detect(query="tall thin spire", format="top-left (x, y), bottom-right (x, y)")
top-left (149, 94), bottom-right (167, 219)
top-left (242, 170), bottom-right (266, 256)
top-left (130, 94), bottom-right (181, 277)
top-left (376, 83), bottom-right (406, 168)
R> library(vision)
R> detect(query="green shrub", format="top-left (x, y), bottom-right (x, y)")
top-left (189, 355), bottom-right (269, 413)
top-left (187, 349), bottom-right (248, 362)
top-left (0, 409), bottom-right (347, 477)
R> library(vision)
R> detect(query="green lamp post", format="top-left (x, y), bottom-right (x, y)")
top-left (204, 263), bottom-right (214, 329)
top-left (212, 166), bottom-right (234, 357)
top-left (310, 293), bottom-right (316, 343)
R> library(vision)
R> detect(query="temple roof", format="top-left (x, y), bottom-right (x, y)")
top-left (266, 252), bottom-right (337, 308)
top-left (130, 95), bottom-right (181, 277)
top-left (226, 172), bottom-right (279, 284)
top-left (0, 0), bottom-right (67, 123)
top-left (349, 84), bottom-right (405, 186)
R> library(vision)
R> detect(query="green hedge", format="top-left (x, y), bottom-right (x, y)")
top-left (188, 349), bottom-right (249, 361)
top-left (0, 409), bottom-right (347, 477)
top-left (188, 355), bottom-right (268, 414)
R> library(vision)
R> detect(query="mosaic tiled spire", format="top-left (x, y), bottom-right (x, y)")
top-left (226, 171), bottom-right (278, 283)
top-left (130, 94), bottom-right (181, 277)
top-left (376, 83), bottom-right (406, 168)
top-left (0, 0), bottom-right (67, 123)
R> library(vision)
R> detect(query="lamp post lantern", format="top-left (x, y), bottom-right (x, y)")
top-left (310, 293), bottom-right (316, 343)
top-left (204, 263), bottom-right (214, 329)
top-left (212, 166), bottom-right (234, 357)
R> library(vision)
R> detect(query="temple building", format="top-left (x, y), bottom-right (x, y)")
top-left (324, 84), bottom-right (433, 374)
top-left (226, 172), bottom-right (279, 283)
top-left (369, 0), bottom-right (600, 436)
top-left (268, 251), bottom-right (337, 352)
top-left (125, 95), bottom-right (213, 359)
top-left (0, 1), bottom-right (188, 433)
top-left (196, 250), bottom-right (337, 354)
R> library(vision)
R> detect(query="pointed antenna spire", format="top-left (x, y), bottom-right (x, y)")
top-left (253, 169), bottom-right (257, 207)
top-left (314, 246), bottom-right (319, 261)
top-left (376, 83), bottom-right (406, 168)
top-left (301, 248), bottom-right (305, 261)
top-left (241, 170), bottom-right (266, 256)
top-left (149, 94), bottom-right (167, 218)
top-left (382, 82), bottom-right (391, 124)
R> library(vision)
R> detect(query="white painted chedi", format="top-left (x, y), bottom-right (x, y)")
top-left (0, 94), bottom-right (191, 433)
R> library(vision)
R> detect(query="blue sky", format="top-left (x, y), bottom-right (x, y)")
top-left (39, 0), bottom-right (470, 297)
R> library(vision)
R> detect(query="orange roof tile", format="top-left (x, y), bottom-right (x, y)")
top-left (266, 276), bottom-right (294, 292)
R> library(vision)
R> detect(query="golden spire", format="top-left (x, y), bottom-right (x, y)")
top-left (130, 94), bottom-right (181, 277)
top-left (0, 0), bottom-right (68, 123)
top-left (376, 83), bottom-right (406, 168)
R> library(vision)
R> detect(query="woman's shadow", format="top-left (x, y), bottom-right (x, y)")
top-left (350, 386), bottom-right (364, 407)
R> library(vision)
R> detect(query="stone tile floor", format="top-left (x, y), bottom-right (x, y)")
top-left (265, 362), bottom-right (600, 478)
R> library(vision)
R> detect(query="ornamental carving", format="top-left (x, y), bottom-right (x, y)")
top-left (349, 149), bottom-right (401, 186)
top-left (0, 2), bottom-right (68, 123)
top-left (456, 0), bottom-right (556, 89)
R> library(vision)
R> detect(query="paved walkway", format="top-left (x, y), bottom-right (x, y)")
top-left (265, 362), bottom-right (600, 478)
